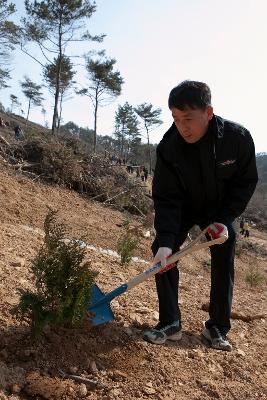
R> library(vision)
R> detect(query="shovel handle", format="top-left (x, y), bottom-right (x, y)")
top-left (126, 223), bottom-right (228, 291)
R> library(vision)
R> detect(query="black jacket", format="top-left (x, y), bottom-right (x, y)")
top-left (152, 115), bottom-right (258, 249)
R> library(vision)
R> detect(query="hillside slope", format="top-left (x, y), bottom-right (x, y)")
top-left (0, 168), bottom-right (266, 400)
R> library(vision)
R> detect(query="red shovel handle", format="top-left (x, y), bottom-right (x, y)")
top-left (158, 223), bottom-right (228, 275)
top-left (158, 257), bottom-right (176, 275)
top-left (207, 223), bottom-right (226, 239)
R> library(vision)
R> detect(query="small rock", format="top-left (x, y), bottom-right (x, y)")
top-left (109, 388), bottom-right (122, 396)
top-left (237, 349), bottom-right (246, 357)
top-left (90, 360), bottom-right (98, 373)
top-left (112, 369), bottom-right (128, 380)
top-left (152, 311), bottom-right (159, 321)
top-left (10, 258), bottom-right (25, 268)
top-left (68, 386), bottom-right (75, 394)
top-left (79, 383), bottom-right (87, 397)
top-left (123, 327), bottom-right (133, 335)
top-left (190, 349), bottom-right (204, 358)
top-left (143, 384), bottom-right (156, 395)
top-left (130, 313), bottom-right (142, 324)
top-left (69, 366), bottom-right (78, 374)
top-left (10, 384), bottom-right (21, 394)
top-left (187, 350), bottom-right (195, 359)
top-left (135, 307), bottom-right (150, 314)
top-left (112, 300), bottom-right (120, 308)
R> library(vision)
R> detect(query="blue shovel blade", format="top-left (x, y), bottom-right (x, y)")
top-left (87, 284), bottom-right (115, 326)
top-left (87, 283), bottom-right (128, 326)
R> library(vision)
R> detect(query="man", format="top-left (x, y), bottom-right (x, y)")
top-left (243, 220), bottom-right (250, 238)
top-left (239, 218), bottom-right (245, 235)
top-left (143, 81), bottom-right (258, 351)
top-left (14, 125), bottom-right (23, 140)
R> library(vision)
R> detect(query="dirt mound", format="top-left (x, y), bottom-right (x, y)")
top-left (0, 169), bottom-right (266, 400)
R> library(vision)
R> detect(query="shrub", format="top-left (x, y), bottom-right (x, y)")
top-left (13, 210), bottom-right (97, 337)
top-left (117, 221), bottom-right (139, 265)
top-left (236, 239), bottom-right (267, 258)
top-left (202, 259), bottom-right (211, 269)
top-left (245, 268), bottom-right (263, 288)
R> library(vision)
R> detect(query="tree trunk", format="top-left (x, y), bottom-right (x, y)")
top-left (120, 123), bottom-right (125, 159)
top-left (57, 90), bottom-right (63, 133)
top-left (93, 98), bottom-right (98, 153)
top-left (146, 126), bottom-right (152, 173)
top-left (52, 14), bottom-right (63, 134)
top-left (26, 98), bottom-right (31, 126)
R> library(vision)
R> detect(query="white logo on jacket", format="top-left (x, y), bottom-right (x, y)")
top-left (220, 159), bottom-right (236, 166)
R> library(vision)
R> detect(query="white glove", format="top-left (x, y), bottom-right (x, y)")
top-left (153, 247), bottom-right (172, 268)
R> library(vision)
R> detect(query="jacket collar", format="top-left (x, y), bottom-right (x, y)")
top-left (158, 114), bottom-right (225, 162)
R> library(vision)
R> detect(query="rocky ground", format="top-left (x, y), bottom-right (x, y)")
top-left (0, 168), bottom-right (266, 400)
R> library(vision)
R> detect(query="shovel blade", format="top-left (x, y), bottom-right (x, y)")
top-left (87, 284), bottom-right (115, 326)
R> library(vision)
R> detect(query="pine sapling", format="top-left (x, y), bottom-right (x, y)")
top-left (117, 220), bottom-right (138, 265)
top-left (12, 210), bottom-right (97, 337)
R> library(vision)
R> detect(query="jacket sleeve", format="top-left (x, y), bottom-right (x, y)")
top-left (152, 148), bottom-right (184, 250)
top-left (215, 130), bottom-right (258, 223)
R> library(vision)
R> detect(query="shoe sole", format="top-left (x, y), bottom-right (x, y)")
top-left (202, 328), bottom-right (232, 352)
top-left (143, 330), bottom-right (182, 345)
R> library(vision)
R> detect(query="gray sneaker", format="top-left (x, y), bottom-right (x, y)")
top-left (202, 326), bottom-right (232, 351)
top-left (143, 321), bottom-right (182, 345)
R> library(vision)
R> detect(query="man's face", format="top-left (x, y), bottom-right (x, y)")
top-left (171, 106), bottom-right (213, 143)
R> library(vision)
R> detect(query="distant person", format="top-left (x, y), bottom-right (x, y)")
top-left (143, 166), bottom-right (148, 182)
top-left (0, 117), bottom-right (5, 127)
top-left (243, 221), bottom-right (250, 238)
top-left (239, 218), bottom-right (245, 235)
top-left (143, 80), bottom-right (258, 352)
top-left (140, 167), bottom-right (145, 182)
top-left (14, 125), bottom-right (23, 140)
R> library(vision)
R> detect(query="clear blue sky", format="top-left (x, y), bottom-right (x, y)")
top-left (1, 0), bottom-right (267, 152)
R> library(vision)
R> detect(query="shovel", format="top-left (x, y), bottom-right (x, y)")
top-left (87, 223), bottom-right (228, 326)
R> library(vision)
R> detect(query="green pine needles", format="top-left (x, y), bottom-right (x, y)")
top-left (13, 210), bottom-right (97, 337)
top-left (245, 268), bottom-right (263, 288)
top-left (117, 220), bottom-right (139, 265)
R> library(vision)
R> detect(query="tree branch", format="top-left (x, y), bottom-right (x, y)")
top-left (20, 44), bottom-right (45, 67)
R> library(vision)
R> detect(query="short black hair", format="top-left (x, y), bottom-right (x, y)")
top-left (168, 80), bottom-right (211, 110)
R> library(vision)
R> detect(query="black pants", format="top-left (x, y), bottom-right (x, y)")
top-left (152, 221), bottom-right (236, 335)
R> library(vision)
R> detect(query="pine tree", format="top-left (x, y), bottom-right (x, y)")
top-left (20, 76), bottom-right (44, 124)
top-left (114, 102), bottom-right (140, 160)
top-left (10, 93), bottom-right (20, 113)
top-left (0, 1), bottom-right (20, 89)
top-left (13, 210), bottom-right (97, 337)
top-left (77, 51), bottom-right (123, 152)
top-left (43, 56), bottom-right (76, 131)
top-left (135, 103), bottom-right (162, 173)
top-left (22, 0), bottom-right (104, 134)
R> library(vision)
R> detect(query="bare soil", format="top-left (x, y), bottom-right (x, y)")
top-left (0, 168), bottom-right (266, 400)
